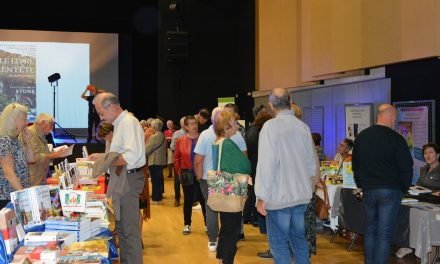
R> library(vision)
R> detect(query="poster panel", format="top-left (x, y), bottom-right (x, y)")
top-left (345, 104), bottom-right (373, 141)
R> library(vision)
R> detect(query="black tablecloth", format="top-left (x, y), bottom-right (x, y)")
top-left (338, 188), bottom-right (410, 247)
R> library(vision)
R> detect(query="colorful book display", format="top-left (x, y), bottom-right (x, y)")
top-left (320, 160), bottom-right (340, 178)
top-left (10, 185), bottom-right (53, 228)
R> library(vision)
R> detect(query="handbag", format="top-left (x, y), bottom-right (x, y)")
top-left (315, 176), bottom-right (331, 220)
top-left (207, 140), bottom-right (249, 213)
top-left (180, 168), bottom-right (195, 186)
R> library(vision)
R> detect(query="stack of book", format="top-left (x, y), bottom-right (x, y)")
top-left (89, 218), bottom-right (101, 237)
top-left (0, 207), bottom-right (19, 254)
top-left (57, 255), bottom-right (101, 263)
top-left (14, 241), bottom-right (60, 264)
top-left (44, 216), bottom-right (92, 242)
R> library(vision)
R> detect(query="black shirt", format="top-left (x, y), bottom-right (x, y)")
top-left (86, 95), bottom-right (97, 117)
top-left (352, 125), bottom-right (413, 193)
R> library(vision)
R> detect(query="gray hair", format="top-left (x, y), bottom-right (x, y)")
top-left (94, 93), bottom-right (120, 109)
top-left (36, 113), bottom-right (54, 124)
top-left (211, 106), bottom-right (224, 124)
top-left (0, 103), bottom-right (28, 137)
top-left (269, 92), bottom-right (291, 110)
top-left (151, 118), bottom-right (163, 131)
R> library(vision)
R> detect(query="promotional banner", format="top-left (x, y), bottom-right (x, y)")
top-left (396, 106), bottom-right (429, 183)
top-left (345, 104), bottom-right (373, 140)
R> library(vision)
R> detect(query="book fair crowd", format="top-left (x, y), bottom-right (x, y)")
top-left (0, 87), bottom-right (440, 264)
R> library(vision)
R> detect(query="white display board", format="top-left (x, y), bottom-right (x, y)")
top-left (344, 104), bottom-right (374, 141)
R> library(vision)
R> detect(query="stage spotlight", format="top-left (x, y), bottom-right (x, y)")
top-left (48, 73), bottom-right (61, 83)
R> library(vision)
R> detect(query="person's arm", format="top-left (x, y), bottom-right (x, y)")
top-left (0, 155), bottom-right (24, 191)
top-left (396, 136), bottom-right (414, 192)
top-left (255, 126), bottom-right (275, 215)
top-left (21, 127), bottom-right (35, 164)
top-left (80, 88), bottom-right (89, 100)
top-left (194, 154), bottom-right (204, 180)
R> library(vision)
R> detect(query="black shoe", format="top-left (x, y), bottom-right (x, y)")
top-left (257, 249), bottom-right (273, 259)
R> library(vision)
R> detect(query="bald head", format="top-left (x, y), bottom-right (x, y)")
top-left (377, 104), bottom-right (397, 128)
top-left (269, 88), bottom-right (291, 112)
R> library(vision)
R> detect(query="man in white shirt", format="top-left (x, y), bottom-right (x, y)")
top-left (90, 93), bottom-right (146, 264)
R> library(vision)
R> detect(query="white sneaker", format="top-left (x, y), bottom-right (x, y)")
top-left (183, 225), bottom-right (191, 235)
top-left (208, 241), bottom-right (217, 252)
top-left (192, 204), bottom-right (202, 210)
top-left (395, 247), bottom-right (412, 258)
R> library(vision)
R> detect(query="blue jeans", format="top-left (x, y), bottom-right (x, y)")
top-left (363, 189), bottom-right (402, 264)
top-left (266, 203), bottom-right (309, 264)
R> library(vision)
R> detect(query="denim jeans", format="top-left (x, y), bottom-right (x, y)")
top-left (200, 179), bottom-right (219, 242)
top-left (266, 203), bottom-right (309, 264)
top-left (363, 188), bottom-right (402, 264)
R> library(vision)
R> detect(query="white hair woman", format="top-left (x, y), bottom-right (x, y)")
top-left (0, 103), bottom-right (35, 209)
top-left (145, 118), bottom-right (167, 204)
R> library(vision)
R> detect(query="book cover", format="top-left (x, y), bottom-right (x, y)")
top-left (0, 207), bottom-right (18, 254)
top-left (11, 189), bottom-right (36, 229)
top-left (30, 185), bottom-right (52, 223)
top-left (342, 162), bottom-right (357, 189)
top-left (68, 239), bottom-right (108, 258)
top-left (60, 190), bottom-right (87, 213)
top-left (320, 160), bottom-right (340, 177)
top-left (49, 186), bottom-right (63, 217)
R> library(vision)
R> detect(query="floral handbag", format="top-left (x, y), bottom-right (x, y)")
top-left (207, 140), bottom-right (249, 213)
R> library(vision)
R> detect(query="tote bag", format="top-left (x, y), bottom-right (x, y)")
top-left (207, 140), bottom-right (249, 212)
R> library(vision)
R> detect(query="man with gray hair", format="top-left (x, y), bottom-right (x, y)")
top-left (255, 88), bottom-right (316, 264)
top-left (194, 106), bottom-right (248, 252)
top-left (20, 113), bottom-right (70, 186)
top-left (89, 92), bottom-right (146, 264)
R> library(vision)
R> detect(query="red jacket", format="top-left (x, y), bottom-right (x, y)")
top-left (174, 135), bottom-right (198, 177)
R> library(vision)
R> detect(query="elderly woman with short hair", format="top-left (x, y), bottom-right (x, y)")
top-left (145, 118), bottom-right (167, 204)
top-left (0, 103), bottom-right (35, 209)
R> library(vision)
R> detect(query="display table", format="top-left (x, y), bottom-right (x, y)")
top-left (409, 204), bottom-right (440, 264)
top-left (316, 184), bottom-right (342, 231)
top-left (0, 202), bottom-right (118, 263)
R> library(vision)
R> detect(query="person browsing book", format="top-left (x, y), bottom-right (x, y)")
top-left (0, 103), bottom-right (35, 209)
top-left (19, 113), bottom-right (70, 186)
top-left (88, 93), bottom-right (146, 264)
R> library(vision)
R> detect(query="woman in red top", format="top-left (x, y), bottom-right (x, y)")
top-left (174, 116), bottom-right (206, 235)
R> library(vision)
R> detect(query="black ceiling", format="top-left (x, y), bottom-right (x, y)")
top-left (0, 1), bottom-right (157, 34)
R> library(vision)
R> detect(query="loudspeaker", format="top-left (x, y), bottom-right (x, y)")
top-left (166, 31), bottom-right (188, 63)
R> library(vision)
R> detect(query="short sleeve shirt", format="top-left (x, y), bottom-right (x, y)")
top-left (0, 136), bottom-right (29, 200)
top-left (194, 125), bottom-right (247, 179)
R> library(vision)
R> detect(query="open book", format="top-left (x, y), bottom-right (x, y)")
top-left (53, 144), bottom-right (74, 158)
top-left (409, 185), bottom-right (432, 195)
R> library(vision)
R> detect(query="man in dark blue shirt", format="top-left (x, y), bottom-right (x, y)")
top-left (352, 104), bottom-right (413, 264)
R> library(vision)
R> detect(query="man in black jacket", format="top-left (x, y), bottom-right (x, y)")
top-left (352, 104), bottom-right (413, 264)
